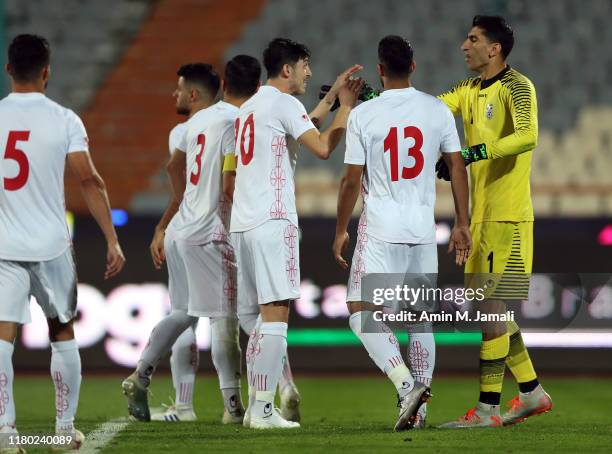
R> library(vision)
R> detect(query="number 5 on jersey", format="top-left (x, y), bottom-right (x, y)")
top-left (3, 130), bottom-right (31, 191)
top-left (235, 113), bottom-right (255, 165)
top-left (383, 126), bottom-right (424, 181)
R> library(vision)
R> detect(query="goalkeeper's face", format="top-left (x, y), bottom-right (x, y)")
top-left (288, 58), bottom-right (312, 95)
top-left (462, 26), bottom-right (495, 72)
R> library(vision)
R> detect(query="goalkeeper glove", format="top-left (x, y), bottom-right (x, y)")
top-left (435, 143), bottom-right (488, 181)
top-left (319, 81), bottom-right (380, 111)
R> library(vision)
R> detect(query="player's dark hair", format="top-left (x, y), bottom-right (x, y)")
top-left (177, 63), bottom-right (220, 98)
top-left (8, 34), bottom-right (50, 83)
top-left (263, 38), bottom-right (310, 79)
top-left (472, 15), bottom-right (514, 59)
top-left (378, 35), bottom-right (414, 78)
top-left (224, 55), bottom-right (261, 97)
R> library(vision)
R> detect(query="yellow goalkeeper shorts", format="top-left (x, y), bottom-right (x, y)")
top-left (465, 221), bottom-right (533, 300)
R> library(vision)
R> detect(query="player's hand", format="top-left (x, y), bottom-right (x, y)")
top-left (105, 241), bottom-right (126, 279)
top-left (333, 231), bottom-right (350, 269)
top-left (327, 64), bottom-right (363, 100)
top-left (338, 77), bottom-right (364, 108)
top-left (435, 157), bottom-right (451, 181)
top-left (150, 228), bottom-right (166, 270)
top-left (448, 225), bottom-right (472, 266)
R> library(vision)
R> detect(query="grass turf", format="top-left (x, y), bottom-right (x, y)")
top-left (11, 375), bottom-right (612, 453)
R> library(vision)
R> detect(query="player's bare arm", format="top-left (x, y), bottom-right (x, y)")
top-left (222, 153), bottom-right (237, 203)
top-left (67, 151), bottom-right (125, 279)
top-left (333, 164), bottom-right (363, 269)
top-left (443, 151), bottom-right (472, 265)
top-left (222, 171), bottom-right (236, 203)
top-left (148, 148), bottom-right (186, 269)
top-left (298, 78), bottom-right (364, 160)
top-left (309, 64), bottom-right (363, 127)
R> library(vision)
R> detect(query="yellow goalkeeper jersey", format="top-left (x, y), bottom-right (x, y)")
top-left (439, 66), bottom-right (538, 223)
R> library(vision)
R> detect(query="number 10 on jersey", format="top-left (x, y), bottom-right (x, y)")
top-left (383, 126), bottom-right (424, 181)
top-left (235, 113), bottom-right (254, 166)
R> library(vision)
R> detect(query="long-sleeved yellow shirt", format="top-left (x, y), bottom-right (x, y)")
top-left (439, 66), bottom-right (538, 223)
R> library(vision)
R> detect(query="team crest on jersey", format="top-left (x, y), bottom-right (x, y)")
top-left (485, 103), bottom-right (494, 120)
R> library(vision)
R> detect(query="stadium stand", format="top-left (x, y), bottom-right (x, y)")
top-left (4, 0), bottom-right (610, 216)
top-left (226, 0), bottom-right (612, 217)
top-left (5, 0), bottom-right (152, 111)
top-left (4, 0), bottom-right (266, 213)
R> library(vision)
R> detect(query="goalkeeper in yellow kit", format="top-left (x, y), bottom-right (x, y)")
top-left (436, 16), bottom-right (553, 428)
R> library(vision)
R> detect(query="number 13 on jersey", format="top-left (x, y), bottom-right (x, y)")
top-left (383, 126), bottom-right (424, 181)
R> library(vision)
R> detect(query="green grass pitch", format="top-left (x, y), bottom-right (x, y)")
top-left (12, 375), bottom-right (612, 453)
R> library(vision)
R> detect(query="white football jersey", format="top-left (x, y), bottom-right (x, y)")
top-left (345, 87), bottom-right (460, 244)
top-left (230, 86), bottom-right (315, 232)
top-left (168, 121), bottom-right (187, 155)
top-left (167, 100), bottom-right (237, 244)
top-left (0, 93), bottom-right (88, 261)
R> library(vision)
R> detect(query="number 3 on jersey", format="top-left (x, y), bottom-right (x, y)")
top-left (383, 126), bottom-right (424, 181)
top-left (235, 113), bottom-right (254, 165)
top-left (190, 134), bottom-right (205, 185)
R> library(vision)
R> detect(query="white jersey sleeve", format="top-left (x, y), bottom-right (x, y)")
top-left (276, 95), bottom-right (316, 141)
top-left (168, 122), bottom-right (187, 155)
top-left (344, 111), bottom-right (366, 165)
top-left (67, 111), bottom-right (89, 153)
top-left (220, 118), bottom-right (237, 157)
top-left (439, 103), bottom-right (461, 154)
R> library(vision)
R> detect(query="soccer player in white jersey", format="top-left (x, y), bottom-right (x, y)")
top-left (123, 58), bottom-right (261, 424)
top-left (146, 78), bottom-right (196, 422)
top-left (333, 35), bottom-right (472, 431)
top-left (231, 38), bottom-right (363, 429)
top-left (0, 34), bottom-right (126, 449)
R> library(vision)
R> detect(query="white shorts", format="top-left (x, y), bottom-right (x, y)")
top-left (347, 233), bottom-right (438, 303)
top-left (231, 219), bottom-right (300, 316)
top-left (0, 248), bottom-right (77, 324)
top-left (165, 229), bottom-right (236, 318)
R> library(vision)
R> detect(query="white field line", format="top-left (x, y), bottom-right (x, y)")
top-left (80, 418), bottom-right (131, 454)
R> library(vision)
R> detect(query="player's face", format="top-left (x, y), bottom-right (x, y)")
top-left (288, 58), bottom-right (312, 95)
top-left (461, 27), bottom-right (495, 72)
top-left (173, 76), bottom-right (190, 115)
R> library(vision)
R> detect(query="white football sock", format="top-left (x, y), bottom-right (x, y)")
top-left (170, 325), bottom-right (198, 407)
top-left (50, 340), bottom-right (81, 432)
top-left (244, 315), bottom-right (262, 409)
top-left (407, 323), bottom-right (435, 387)
top-left (278, 354), bottom-right (295, 393)
top-left (251, 322), bottom-right (287, 418)
top-left (211, 317), bottom-right (243, 411)
top-left (239, 312), bottom-right (292, 397)
top-left (137, 310), bottom-right (196, 386)
top-left (349, 311), bottom-right (414, 395)
top-left (0, 340), bottom-right (15, 428)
